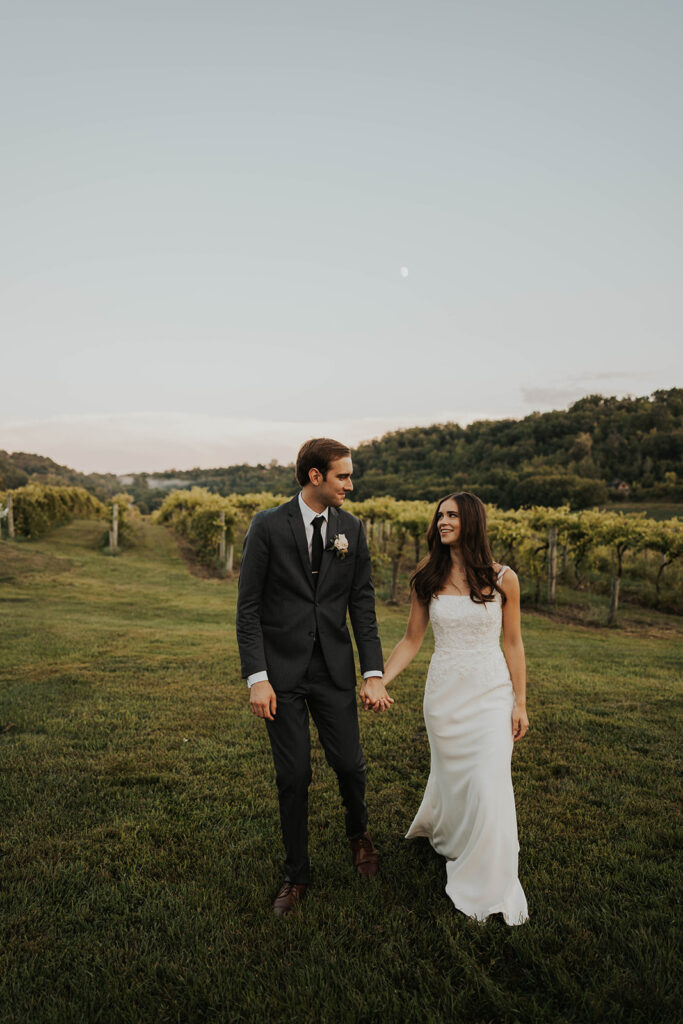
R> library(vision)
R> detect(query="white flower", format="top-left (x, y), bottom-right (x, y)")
top-left (328, 533), bottom-right (350, 558)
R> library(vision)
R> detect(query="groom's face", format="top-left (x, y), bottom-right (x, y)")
top-left (317, 456), bottom-right (354, 508)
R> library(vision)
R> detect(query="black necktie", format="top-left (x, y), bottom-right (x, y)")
top-left (311, 516), bottom-right (324, 579)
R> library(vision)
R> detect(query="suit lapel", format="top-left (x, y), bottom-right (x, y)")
top-left (317, 506), bottom-right (338, 591)
top-left (287, 497), bottom-right (315, 591)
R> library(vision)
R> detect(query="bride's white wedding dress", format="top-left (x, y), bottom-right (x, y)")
top-left (406, 566), bottom-right (528, 925)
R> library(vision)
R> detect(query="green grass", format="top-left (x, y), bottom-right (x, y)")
top-left (603, 501), bottom-right (682, 521)
top-left (1, 522), bottom-right (681, 1024)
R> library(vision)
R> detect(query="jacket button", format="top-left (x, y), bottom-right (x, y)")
top-left (309, 631), bottom-right (316, 638)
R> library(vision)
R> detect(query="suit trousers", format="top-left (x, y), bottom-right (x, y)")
top-left (265, 643), bottom-right (368, 884)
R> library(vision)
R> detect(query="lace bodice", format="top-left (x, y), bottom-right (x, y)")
top-left (428, 568), bottom-right (510, 680)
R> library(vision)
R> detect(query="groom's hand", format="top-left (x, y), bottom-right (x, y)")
top-left (360, 677), bottom-right (394, 713)
top-left (250, 680), bottom-right (277, 721)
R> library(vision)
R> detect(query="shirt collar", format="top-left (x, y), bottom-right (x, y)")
top-left (298, 491), bottom-right (329, 526)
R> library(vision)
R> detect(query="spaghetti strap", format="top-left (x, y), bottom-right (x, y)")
top-left (497, 565), bottom-right (509, 581)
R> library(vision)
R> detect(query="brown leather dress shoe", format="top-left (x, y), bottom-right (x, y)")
top-left (272, 881), bottom-right (307, 917)
top-left (350, 832), bottom-right (379, 877)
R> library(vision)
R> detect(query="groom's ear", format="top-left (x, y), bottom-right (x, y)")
top-left (308, 467), bottom-right (324, 486)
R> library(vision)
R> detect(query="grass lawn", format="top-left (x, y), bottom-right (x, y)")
top-left (603, 501), bottom-right (682, 521)
top-left (1, 521), bottom-right (681, 1024)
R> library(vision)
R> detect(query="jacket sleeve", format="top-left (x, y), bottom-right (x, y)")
top-left (347, 519), bottom-right (384, 675)
top-left (235, 512), bottom-right (270, 679)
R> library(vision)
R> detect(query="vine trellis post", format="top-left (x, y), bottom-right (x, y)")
top-left (219, 510), bottom-right (234, 573)
top-left (547, 526), bottom-right (558, 604)
top-left (109, 502), bottom-right (119, 553)
top-left (219, 511), bottom-right (226, 563)
top-left (608, 577), bottom-right (620, 626)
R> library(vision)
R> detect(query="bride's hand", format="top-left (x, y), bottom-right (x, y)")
top-left (360, 677), bottom-right (394, 713)
top-left (512, 703), bottom-right (529, 742)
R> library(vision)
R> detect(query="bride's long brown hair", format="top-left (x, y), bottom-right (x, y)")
top-left (411, 492), bottom-right (505, 606)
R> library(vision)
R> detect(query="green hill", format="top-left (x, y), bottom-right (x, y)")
top-left (351, 389), bottom-right (683, 506)
top-left (0, 450), bottom-right (119, 500)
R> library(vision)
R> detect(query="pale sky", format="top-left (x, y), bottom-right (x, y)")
top-left (2, 1), bottom-right (681, 474)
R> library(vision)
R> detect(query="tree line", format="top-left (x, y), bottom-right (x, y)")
top-left (1, 389), bottom-right (681, 512)
top-left (350, 389), bottom-right (682, 505)
top-left (127, 388), bottom-right (683, 509)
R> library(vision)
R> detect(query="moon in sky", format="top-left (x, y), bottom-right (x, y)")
top-left (400, 266), bottom-right (409, 278)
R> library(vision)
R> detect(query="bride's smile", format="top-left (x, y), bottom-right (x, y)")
top-left (436, 499), bottom-right (461, 544)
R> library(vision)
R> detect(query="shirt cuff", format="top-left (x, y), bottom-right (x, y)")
top-left (247, 671), bottom-right (269, 687)
top-left (362, 670), bottom-right (383, 679)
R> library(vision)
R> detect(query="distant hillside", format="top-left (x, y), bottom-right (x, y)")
top-left (121, 462), bottom-right (299, 512)
top-left (2, 389), bottom-right (681, 511)
top-left (351, 389), bottom-right (683, 506)
top-left (0, 451), bottom-right (119, 500)
top-left (0, 448), bottom-right (297, 513)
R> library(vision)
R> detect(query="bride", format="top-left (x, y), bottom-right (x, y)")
top-left (380, 491), bottom-right (529, 925)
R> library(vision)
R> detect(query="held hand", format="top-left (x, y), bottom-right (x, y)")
top-left (359, 677), bottom-right (373, 709)
top-left (512, 703), bottom-right (529, 742)
top-left (360, 676), bottom-right (394, 713)
top-left (250, 680), bottom-right (277, 721)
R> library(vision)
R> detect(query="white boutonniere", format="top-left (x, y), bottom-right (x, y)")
top-left (327, 533), bottom-right (350, 559)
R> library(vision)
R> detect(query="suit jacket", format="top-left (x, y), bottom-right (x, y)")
top-left (236, 496), bottom-right (383, 691)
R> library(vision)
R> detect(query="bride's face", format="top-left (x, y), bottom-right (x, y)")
top-left (436, 498), bottom-right (461, 546)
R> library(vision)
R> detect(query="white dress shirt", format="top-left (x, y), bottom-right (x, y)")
top-left (246, 493), bottom-right (383, 687)
top-left (297, 490), bottom-right (329, 557)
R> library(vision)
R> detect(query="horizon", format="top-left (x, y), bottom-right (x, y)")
top-left (4, 387), bottom-right (677, 477)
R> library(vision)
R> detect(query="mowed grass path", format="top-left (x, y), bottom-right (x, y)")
top-left (1, 522), bottom-right (681, 1024)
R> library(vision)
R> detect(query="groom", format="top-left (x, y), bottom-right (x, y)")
top-left (236, 437), bottom-right (392, 916)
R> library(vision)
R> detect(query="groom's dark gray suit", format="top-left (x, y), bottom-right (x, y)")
top-left (236, 495), bottom-right (383, 883)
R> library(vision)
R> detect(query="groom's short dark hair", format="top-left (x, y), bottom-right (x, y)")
top-left (296, 438), bottom-right (351, 486)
